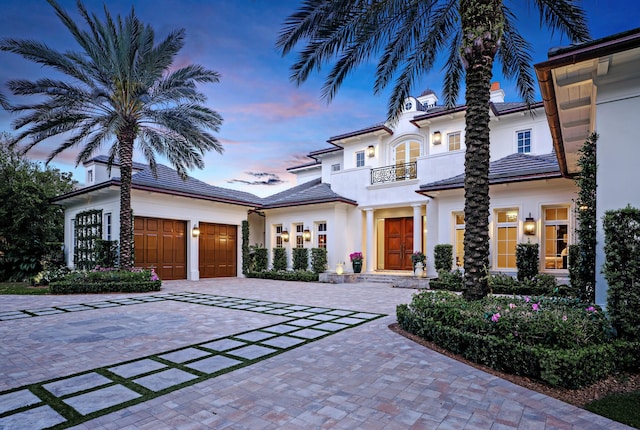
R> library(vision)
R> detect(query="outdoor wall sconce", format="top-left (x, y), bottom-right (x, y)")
top-left (367, 145), bottom-right (375, 157)
top-left (303, 227), bottom-right (311, 241)
top-left (433, 131), bottom-right (442, 145)
top-left (192, 225), bottom-right (200, 237)
top-left (281, 229), bottom-right (289, 242)
top-left (523, 213), bottom-right (536, 235)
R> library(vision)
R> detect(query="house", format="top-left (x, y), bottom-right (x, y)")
top-left (535, 27), bottom-right (640, 307)
top-left (53, 82), bottom-right (579, 284)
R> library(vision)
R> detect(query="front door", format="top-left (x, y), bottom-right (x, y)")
top-left (384, 217), bottom-right (414, 270)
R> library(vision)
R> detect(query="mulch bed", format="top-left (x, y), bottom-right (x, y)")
top-left (389, 323), bottom-right (640, 408)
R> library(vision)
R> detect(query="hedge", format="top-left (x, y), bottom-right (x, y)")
top-left (50, 280), bottom-right (161, 294)
top-left (246, 270), bottom-right (319, 282)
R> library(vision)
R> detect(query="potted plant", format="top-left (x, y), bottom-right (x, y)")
top-left (349, 252), bottom-right (363, 273)
top-left (411, 251), bottom-right (426, 274)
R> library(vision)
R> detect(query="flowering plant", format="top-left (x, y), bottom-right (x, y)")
top-left (349, 252), bottom-right (363, 262)
top-left (411, 251), bottom-right (426, 265)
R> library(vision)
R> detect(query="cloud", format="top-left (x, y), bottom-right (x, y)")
top-left (227, 171), bottom-right (284, 186)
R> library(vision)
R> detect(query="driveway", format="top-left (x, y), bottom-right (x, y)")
top-left (0, 278), bottom-right (630, 429)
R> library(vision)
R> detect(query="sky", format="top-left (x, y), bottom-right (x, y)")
top-left (0, 0), bottom-right (638, 197)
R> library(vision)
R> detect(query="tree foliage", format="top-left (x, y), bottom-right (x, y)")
top-left (277, 0), bottom-right (589, 300)
top-left (0, 136), bottom-right (76, 281)
top-left (0, 0), bottom-right (223, 270)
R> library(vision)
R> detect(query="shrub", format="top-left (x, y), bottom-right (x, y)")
top-left (397, 291), bottom-right (636, 388)
top-left (430, 269), bottom-right (463, 291)
top-left (50, 267), bottom-right (161, 294)
top-left (272, 248), bottom-right (287, 271)
top-left (434, 244), bottom-right (453, 272)
top-left (241, 220), bottom-right (250, 275)
top-left (252, 247), bottom-right (268, 272)
top-left (95, 239), bottom-right (118, 268)
top-left (246, 270), bottom-right (318, 282)
top-left (603, 205), bottom-right (640, 341)
top-left (516, 242), bottom-right (538, 281)
top-left (310, 248), bottom-right (328, 273)
top-left (292, 248), bottom-right (309, 271)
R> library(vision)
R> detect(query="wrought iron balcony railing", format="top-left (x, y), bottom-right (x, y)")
top-left (370, 161), bottom-right (417, 185)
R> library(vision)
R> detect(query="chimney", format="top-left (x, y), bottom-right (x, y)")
top-left (490, 82), bottom-right (505, 103)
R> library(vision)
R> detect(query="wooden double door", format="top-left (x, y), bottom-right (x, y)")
top-left (384, 217), bottom-right (415, 270)
top-left (198, 222), bottom-right (237, 278)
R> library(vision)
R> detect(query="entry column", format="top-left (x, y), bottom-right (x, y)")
top-left (365, 208), bottom-right (374, 273)
top-left (412, 204), bottom-right (423, 254)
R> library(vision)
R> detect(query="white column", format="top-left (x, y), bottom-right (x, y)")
top-left (412, 204), bottom-right (423, 254)
top-left (365, 208), bottom-right (374, 273)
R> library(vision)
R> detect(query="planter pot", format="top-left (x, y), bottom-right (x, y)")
top-left (352, 260), bottom-right (362, 273)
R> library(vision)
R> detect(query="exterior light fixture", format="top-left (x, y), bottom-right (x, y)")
top-left (433, 131), bottom-right (442, 145)
top-left (192, 225), bottom-right (200, 237)
top-left (523, 213), bottom-right (536, 236)
top-left (367, 145), bottom-right (375, 157)
top-left (303, 227), bottom-right (311, 241)
top-left (281, 229), bottom-right (289, 242)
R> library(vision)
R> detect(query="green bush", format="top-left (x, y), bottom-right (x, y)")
top-left (50, 268), bottom-right (161, 294)
top-left (252, 247), bottom-right (268, 272)
top-left (292, 248), bottom-right (309, 271)
top-left (272, 248), bottom-right (287, 271)
top-left (603, 206), bottom-right (640, 341)
top-left (429, 269), bottom-right (463, 291)
top-left (516, 243), bottom-right (539, 281)
top-left (95, 239), bottom-right (118, 268)
top-left (310, 248), bottom-right (328, 274)
top-left (246, 270), bottom-right (318, 282)
top-left (434, 244), bottom-right (453, 272)
top-left (397, 291), bottom-right (636, 388)
top-left (242, 220), bottom-right (250, 275)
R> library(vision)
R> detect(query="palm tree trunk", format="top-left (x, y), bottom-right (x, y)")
top-left (118, 133), bottom-right (135, 270)
top-left (460, 0), bottom-right (502, 300)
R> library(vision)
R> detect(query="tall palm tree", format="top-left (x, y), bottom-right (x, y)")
top-left (277, 0), bottom-right (589, 300)
top-left (0, 0), bottom-right (223, 270)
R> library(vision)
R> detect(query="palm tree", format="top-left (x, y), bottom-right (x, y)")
top-left (0, 0), bottom-right (223, 270)
top-left (277, 0), bottom-right (589, 300)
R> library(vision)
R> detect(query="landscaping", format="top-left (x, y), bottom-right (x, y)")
top-left (49, 267), bottom-right (161, 294)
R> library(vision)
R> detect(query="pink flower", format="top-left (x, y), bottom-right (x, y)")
top-left (491, 313), bottom-right (501, 322)
top-left (532, 302), bottom-right (540, 311)
top-left (562, 315), bottom-right (567, 321)
top-left (509, 303), bottom-right (516, 309)
top-left (586, 306), bottom-right (597, 313)
top-left (524, 296), bottom-right (530, 303)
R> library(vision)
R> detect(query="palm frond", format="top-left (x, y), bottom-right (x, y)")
top-left (530, 0), bottom-right (590, 43)
top-left (499, 9), bottom-right (535, 107)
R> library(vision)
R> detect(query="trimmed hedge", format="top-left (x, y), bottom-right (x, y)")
top-left (311, 248), bottom-right (328, 274)
top-left (292, 248), bottom-right (309, 271)
top-left (434, 244), bottom-right (453, 272)
top-left (397, 297), bottom-right (640, 389)
top-left (516, 243), bottom-right (538, 281)
top-left (50, 269), bottom-right (161, 294)
top-left (246, 270), bottom-right (319, 282)
top-left (273, 248), bottom-right (287, 271)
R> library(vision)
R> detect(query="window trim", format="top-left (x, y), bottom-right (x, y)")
top-left (542, 205), bottom-right (570, 271)
top-left (448, 131), bottom-right (462, 152)
top-left (494, 208), bottom-right (519, 270)
top-left (355, 150), bottom-right (365, 168)
top-left (516, 129), bottom-right (532, 153)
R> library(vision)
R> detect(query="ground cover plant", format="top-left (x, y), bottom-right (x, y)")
top-left (397, 291), bottom-right (639, 389)
top-left (0, 282), bottom-right (50, 295)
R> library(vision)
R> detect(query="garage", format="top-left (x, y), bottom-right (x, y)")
top-left (199, 222), bottom-right (237, 278)
top-left (134, 217), bottom-right (187, 280)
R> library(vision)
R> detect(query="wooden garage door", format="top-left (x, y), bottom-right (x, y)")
top-left (199, 223), bottom-right (237, 278)
top-left (134, 217), bottom-right (186, 280)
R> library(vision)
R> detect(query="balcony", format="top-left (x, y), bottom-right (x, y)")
top-left (370, 162), bottom-right (417, 185)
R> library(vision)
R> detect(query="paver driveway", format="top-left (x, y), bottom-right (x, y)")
top-left (0, 278), bottom-right (631, 429)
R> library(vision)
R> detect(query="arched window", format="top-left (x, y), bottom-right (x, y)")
top-left (393, 140), bottom-right (421, 165)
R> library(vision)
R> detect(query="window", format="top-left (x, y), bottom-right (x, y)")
top-left (104, 213), bottom-right (112, 241)
top-left (331, 164), bottom-right (341, 172)
top-left (356, 151), bottom-right (365, 168)
top-left (543, 206), bottom-right (569, 270)
top-left (495, 209), bottom-right (518, 269)
top-left (294, 224), bottom-right (305, 248)
top-left (448, 132), bottom-right (461, 151)
top-left (394, 140), bottom-right (421, 165)
top-left (454, 213), bottom-right (465, 267)
top-left (87, 169), bottom-right (94, 184)
top-left (275, 224), bottom-right (283, 248)
top-left (517, 129), bottom-right (531, 153)
top-left (317, 222), bottom-right (327, 249)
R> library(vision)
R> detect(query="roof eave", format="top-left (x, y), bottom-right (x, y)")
top-left (418, 172), bottom-right (563, 194)
top-left (262, 197), bottom-right (357, 209)
top-left (130, 184), bottom-right (260, 207)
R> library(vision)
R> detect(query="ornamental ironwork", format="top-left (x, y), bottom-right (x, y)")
top-left (370, 162), bottom-right (417, 184)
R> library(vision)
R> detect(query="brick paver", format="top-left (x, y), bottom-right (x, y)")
top-left (0, 278), bottom-right (632, 429)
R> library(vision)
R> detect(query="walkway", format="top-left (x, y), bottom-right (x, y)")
top-left (0, 278), bottom-right (631, 429)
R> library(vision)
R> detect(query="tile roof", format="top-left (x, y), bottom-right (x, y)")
top-left (328, 123), bottom-right (393, 143)
top-left (84, 155), bottom-right (149, 171)
top-left (130, 164), bottom-right (263, 206)
top-left (418, 153), bottom-right (562, 193)
top-left (261, 178), bottom-right (357, 209)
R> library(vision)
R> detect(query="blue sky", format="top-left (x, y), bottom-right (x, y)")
top-left (0, 0), bottom-right (637, 196)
